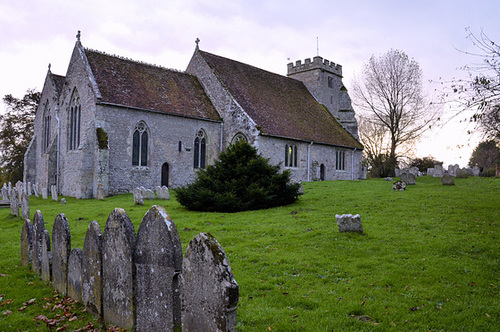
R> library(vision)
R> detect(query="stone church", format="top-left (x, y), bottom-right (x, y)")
top-left (24, 32), bottom-right (363, 199)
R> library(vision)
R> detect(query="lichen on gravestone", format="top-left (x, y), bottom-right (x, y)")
top-left (31, 211), bottom-right (46, 274)
top-left (68, 248), bottom-right (83, 301)
top-left (82, 220), bottom-right (103, 318)
top-left (20, 219), bottom-right (33, 267)
top-left (41, 229), bottom-right (52, 283)
top-left (52, 213), bottom-right (71, 295)
top-left (335, 214), bottom-right (363, 233)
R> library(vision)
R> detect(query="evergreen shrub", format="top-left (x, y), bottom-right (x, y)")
top-left (176, 140), bottom-right (301, 212)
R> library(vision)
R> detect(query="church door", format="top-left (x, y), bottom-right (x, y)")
top-left (320, 164), bottom-right (325, 181)
top-left (161, 162), bottom-right (169, 187)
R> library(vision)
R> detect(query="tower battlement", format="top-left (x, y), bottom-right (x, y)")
top-left (287, 56), bottom-right (342, 76)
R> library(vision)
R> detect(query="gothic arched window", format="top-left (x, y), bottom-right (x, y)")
top-left (193, 129), bottom-right (206, 169)
top-left (132, 121), bottom-right (149, 166)
top-left (42, 101), bottom-right (51, 153)
top-left (68, 90), bottom-right (81, 150)
top-left (231, 132), bottom-right (247, 145)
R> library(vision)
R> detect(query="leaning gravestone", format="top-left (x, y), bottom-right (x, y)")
top-left (41, 229), bottom-right (52, 283)
top-left (393, 181), bottom-right (406, 191)
top-left (20, 219), bottom-right (33, 267)
top-left (41, 187), bottom-right (48, 200)
top-left (21, 191), bottom-right (30, 220)
top-left (400, 172), bottom-right (416, 185)
top-left (335, 214), bottom-right (363, 233)
top-left (102, 208), bottom-right (136, 330)
top-left (135, 205), bottom-right (183, 331)
top-left (82, 220), bottom-right (103, 317)
top-left (31, 211), bottom-right (46, 274)
top-left (97, 184), bottom-right (105, 200)
top-left (441, 173), bottom-right (455, 186)
top-left (10, 188), bottom-right (19, 217)
top-left (181, 233), bottom-right (239, 332)
top-left (68, 248), bottom-right (83, 302)
top-left (52, 214), bottom-right (71, 295)
top-left (133, 187), bottom-right (144, 205)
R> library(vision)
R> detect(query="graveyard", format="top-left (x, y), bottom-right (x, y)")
top-left (0, 176), bottom-right (499, 330)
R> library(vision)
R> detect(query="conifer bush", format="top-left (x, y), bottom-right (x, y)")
top-left (176, 140), bottom-right (301, 212)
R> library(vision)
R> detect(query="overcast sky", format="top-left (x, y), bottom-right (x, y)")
top-left (1, 0), bottom-right (499, 167)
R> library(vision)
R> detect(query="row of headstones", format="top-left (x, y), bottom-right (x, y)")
top-left (3, 181), bottom-right (60, 201)
top-left (9, 184), bottom-right (61, 221)
top-left (20, 205), bottom-right (239, 331)
top-left (133, 186), bottom-right (170, 205)
top-left (427, 164), bottom-right (480, 178)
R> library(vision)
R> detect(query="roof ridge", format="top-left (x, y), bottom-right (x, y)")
top-left (85, 48), bottom-right (184, 74)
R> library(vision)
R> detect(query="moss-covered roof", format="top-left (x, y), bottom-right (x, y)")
top-left (85, 49), bottom-right (220, 121)
top-left (199, 51), bottom-right (362, 148)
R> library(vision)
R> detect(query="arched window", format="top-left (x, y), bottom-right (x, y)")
top-left (132, 121), bottom-right (149, 166)
top-left (231, 132), bottom-right (247, 145)
top-left (42, 101), bottom-right (51, 153)
top-left (285, 144), bottom-right (298, 168)
top-left (193, 129), bottom-right (206, 169)
top-left (68, 90), bottom-right (81, 150)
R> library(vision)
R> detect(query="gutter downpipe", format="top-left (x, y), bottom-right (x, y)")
top-left (220, 122), bottom-right (224, 152)
top-left (307, 141), bottom-right (313, 182)
top-left (55, 105), bottom-right (61, 191)
top-left (351, 147), bottom-right (357, 180)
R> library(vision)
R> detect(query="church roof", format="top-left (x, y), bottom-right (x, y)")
top-left (84, 49), bottom-right (221, 121)
top-left (51, 74), bottom-right (66, 96)
top-left (198, 50), bottom-right (362, 148)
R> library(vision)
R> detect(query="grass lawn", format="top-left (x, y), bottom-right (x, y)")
top-left (0, 176), bottom-right (499, 331)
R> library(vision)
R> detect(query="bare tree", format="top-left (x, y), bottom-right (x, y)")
top-left (352, 49), bottom-right (439, 175)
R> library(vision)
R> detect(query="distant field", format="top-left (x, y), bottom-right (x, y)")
top-left (0, 176), bottom-right (499, 331)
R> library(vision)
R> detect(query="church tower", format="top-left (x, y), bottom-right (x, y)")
top-left (287, 56), bottom-right (359, 140)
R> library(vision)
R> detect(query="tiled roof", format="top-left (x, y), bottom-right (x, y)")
top-left (84, 49), bottom-right (220, 121)
top-left (51, 74), bottom-right (66, 96)
top-left (198, 51), bottom-right (362, 148)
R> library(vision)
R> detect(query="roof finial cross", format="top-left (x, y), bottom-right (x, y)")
top-left (76, 30), bottom-right (81, 42)
top-left (48, 63), bottom-right (51, 72)
top-left (195, 38), bottom-right (200, 50)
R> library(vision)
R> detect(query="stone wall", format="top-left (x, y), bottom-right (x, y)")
top-left (20, 205), bottom-right (239, 331)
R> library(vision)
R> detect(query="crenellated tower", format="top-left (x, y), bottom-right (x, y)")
top-left (287, 56), bottom-right (359, 140)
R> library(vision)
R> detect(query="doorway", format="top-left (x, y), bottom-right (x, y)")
top-left (161, 162), bottom-right (169, 187)
top-left (320, 164), bottom-right (325, 181)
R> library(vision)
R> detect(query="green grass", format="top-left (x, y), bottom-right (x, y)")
top-left (0, 176), bottom-right (499, 331)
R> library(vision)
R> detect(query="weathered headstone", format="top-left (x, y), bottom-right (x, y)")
top-left (97, 184), bottom-right (105, 200)
top-left (102, 208), bottom-right (136, 329)
top-left (82, 220), bottom-right (103, 317)
top-left (20, 219), bottom-right (33, 267)
top-left (51, 185), bottom-right (58, 202)
top-left (41, 187), bottom-right (48, 200)
top-left (27, 182), bottom-right (32, 196)
top-left (10, 188), bottom-right (19, 217)
top-left (448, 164), bottom-right (459, 177)
top-left (135, 206), bottom-right (183, 331)
top-left (335, 214), bottom-right (363, 233)
top-left (393, 180), bottom-right (406, 191)
top-left (433, 164), bottom-right (444, 177)
top-left (1, 184), bottom-right (8, 200)
top-left (181, 233), bottom-right (239, 332)
top-left (142, 189), bottom-right (156, 200)
top-left (52, 213), bottom-right (71, 295)
top-left (31, 211), bottom-right (46, 274)
top-left (68, 248), bottom-right (83, 302)
top-left (41, 229), bottom-right (52, 283)
top-left (456, 168), bottom-right (471, 178)
top-left (155, 186), bottom-right (170, 200)
top-left (441, 173), bottom-right (455, 185)
top-left (472, 166), bottom-right (480, 177)
top-left (427, 167), bottom-right (435, 176)
top-left (409, 167), bottom-right (419, 177)
top-left (400, 172), bottom-right (416, 185)
top-left (33, 183), bottom-right (39, 198)
top-left (21, 192), bottom-right (30, 220)
top-left (133, 187), bottom-right (144, 205)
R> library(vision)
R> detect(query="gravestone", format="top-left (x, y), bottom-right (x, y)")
top-left (31, 211), bottom-right (46, 274)
top-left (10, 188), bottom-right (19, 217)
top-left (82, 220), bottom-right (103, 318)
top-left (427, 168), bottom-right (435, 176)
top-left (135, 206), bottom-right (183, 331)
top-left (441, 174), bottom-right (455, 185)
top-left (33, 184), bottom-right (39, 198)
top-left (393, 180), bottom-right (406, 191)
top-left (8, 182), bottom-right (12, 196)
top-left (400, 172), bottom-right (416, 185)
top-left (61, 198), bottom-right (66, 204)
top-left (155, 186), bottom-right (170, 200)
top-left (41, 187), bottom-right (48, 200)
top-left (68, 248), bottom-right (83, 302)
top-left (181, 233), bottom-right (239, 332)
top-left (456, 168), bottom-right (471, 178)
top-left (335, 214), bottom-right (363, 233)
top-left (1, 184), bottom-right (8, 200)
top-left (97, 184), bottom-right (105, 200)
top-left (102, 208), bottom-right (136, 329)
top-left (21, 192), bottom-right (30, 220)
top-left (41, 229), bottom-right (52, 282)
top-left (448, 164), bottom-right (459, 177)
top-left (409, 167), bottom-right (419, 177)
top-left (20, 219), bottom-right (33, 267)
top-left (133, 187), bottom-right (144, 205)
top-left (142, 189), bottom-right (156, 200)
top-left (433, 164), bottom-right (444, 177)
top-left (27, 182), bottom-right (32, 196)
top-left (51, 185), bottom-right (58, 202)
top-left (472, 166), bottom-right (480, 177)
top-left (52, 214), bottom-right (71, 295)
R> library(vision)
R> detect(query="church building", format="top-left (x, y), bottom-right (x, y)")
top-left (24, 32), bottom-right (363, 198)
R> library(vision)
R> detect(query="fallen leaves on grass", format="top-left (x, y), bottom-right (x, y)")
top-left (2, 310), bottom-right (12, 316)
